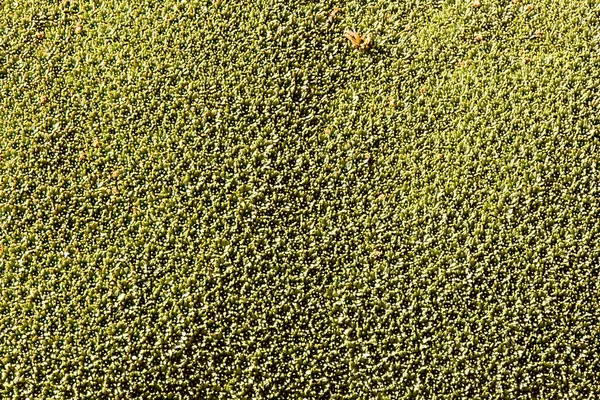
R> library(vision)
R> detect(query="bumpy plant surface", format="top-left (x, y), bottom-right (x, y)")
top-left (1, 0), bottom-right (599, 399)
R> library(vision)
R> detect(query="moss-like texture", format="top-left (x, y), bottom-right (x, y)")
top-left (1, 0), bottom-right (599, 398)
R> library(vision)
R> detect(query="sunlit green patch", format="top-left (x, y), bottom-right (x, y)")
top-left (1, 0), bottom-right (599, 398)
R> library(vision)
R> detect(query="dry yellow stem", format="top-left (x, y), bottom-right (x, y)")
top-left (344, 30), bottom-right (373, 52)
top-left (328, 7), bottom-right (342, 22)
top-left (344, 30), bottom-right (362, 48)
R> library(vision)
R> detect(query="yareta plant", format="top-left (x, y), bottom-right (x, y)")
top-left (1, 0), bottom-right (599, 398)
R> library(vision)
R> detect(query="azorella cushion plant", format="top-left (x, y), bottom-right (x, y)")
top-left (1, 0), bottom-right (599, 398)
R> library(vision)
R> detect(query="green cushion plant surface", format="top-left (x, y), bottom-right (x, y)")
top-left (1, 0), bottom-right (599, 398)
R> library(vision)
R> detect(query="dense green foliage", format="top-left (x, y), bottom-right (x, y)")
top-left (1, 0), bottom-right (599, 398)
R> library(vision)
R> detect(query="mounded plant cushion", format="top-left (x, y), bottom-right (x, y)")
top-left (1, 0), bottom-right (599, 398)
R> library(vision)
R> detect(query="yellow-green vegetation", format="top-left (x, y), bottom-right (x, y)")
top-left (1, 0), bottom-right (599, 398)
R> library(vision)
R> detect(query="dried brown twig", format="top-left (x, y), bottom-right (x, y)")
top-left (344, 30), bottom-right (373, 52)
